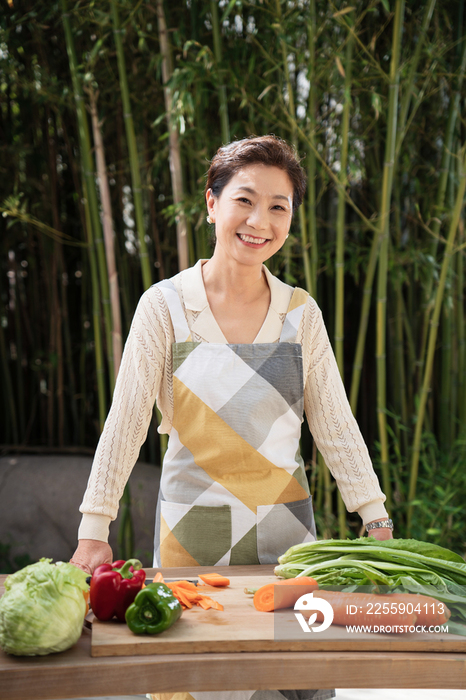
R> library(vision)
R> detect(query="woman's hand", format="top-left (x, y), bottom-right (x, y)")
top-left (70, 539), bottom-right (113, 575)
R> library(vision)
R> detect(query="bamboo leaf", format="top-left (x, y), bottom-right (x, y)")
top-left (257, 84), bottom-right (277, 101)
top-left (335, 55), bottom-right (345, 77)
top-left (333, 7), bottom-right (355, 18)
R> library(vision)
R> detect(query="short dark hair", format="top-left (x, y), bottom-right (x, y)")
top-left (205, 135), bottom-right (307, 213)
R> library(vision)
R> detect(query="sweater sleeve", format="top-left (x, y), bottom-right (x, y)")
top-left (78, 286), bottom-right (171, 542)
top-left (300, 297), bottom-right (389, 524)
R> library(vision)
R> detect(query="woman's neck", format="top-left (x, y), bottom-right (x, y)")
top-left (201, 255), bottom-right (267, 304)
top-left (201, 254), bottom-right (271, 343)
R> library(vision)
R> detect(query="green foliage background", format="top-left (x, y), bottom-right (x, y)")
top-left (1, 0), bottom-right (465, 550)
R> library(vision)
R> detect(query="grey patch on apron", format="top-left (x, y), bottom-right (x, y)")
top-left (162, 444), bottom-right (217, 503)
top-left (231, 345), bottom-right (303, 414)
top-left (216, 371), bottom-right (296, 449)
top-left (284, 495), bottom-right (316, 531)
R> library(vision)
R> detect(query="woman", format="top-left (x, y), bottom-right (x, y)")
top-left (71, 135), bottom-right (392, 700)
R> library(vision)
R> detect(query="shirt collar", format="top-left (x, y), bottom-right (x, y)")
top-left (178, 259), bottom-right (294, 343)
top-left (181, 259), bottom-right (292, 312)
top-left (180, 259), bottom-right (210, 312)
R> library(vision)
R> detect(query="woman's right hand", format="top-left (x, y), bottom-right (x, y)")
top-left (70, 539), bottom-right (113, 575)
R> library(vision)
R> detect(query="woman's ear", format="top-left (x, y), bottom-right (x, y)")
top-left (205, 188), bottom-right (216, 223)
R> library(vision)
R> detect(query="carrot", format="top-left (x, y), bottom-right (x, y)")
top-left (307, 590), bottom-right (417, 628)
top-left (171, 587), bottom-right (194, 609)
top-left (387, 593), bottom-right (451, 626)
top-left (166, 579), bottom-right (198, 592)
top-left (253, 577), bottom-right (318, 612)
top-left (153, 576), bottom-right (224, 612)
top-left (198, 573), bottom-right (230, 587)
top-left (198, 595), bottom-right (224, 611)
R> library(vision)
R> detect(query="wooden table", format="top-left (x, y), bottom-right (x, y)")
top-left (2, 565), bottom-right (466, 700)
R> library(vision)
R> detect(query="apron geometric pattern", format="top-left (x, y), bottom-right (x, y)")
top-left (153, 280), bottom-right (316, 568)
top-left (148, 278), bottom-right (335, 700)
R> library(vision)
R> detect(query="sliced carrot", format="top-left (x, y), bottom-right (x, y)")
top-left (198, 573), bottom-right (230, 587)
top-left (198, 595), bottom-right (224, 611)
top-left (253, 577), bottom-right (319, 612)
top-left (166, 579), bottom-right (198, 591)
top-left (151, 574), bottom-right (224, 612)
top-left (171, 587), bottom-right (193, 609)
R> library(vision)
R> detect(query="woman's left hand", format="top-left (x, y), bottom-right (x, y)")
top-left (367, 527), bottom-right (393, 541)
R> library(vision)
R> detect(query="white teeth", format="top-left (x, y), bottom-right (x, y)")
top-left (238, 234), bottom-right (267, 244)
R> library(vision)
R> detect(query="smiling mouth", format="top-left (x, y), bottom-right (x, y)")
top-left (237, 233), bottom-right (269, 245)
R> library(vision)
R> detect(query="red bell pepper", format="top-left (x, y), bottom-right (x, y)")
top-left (90, 559), bottom-right (146, 621)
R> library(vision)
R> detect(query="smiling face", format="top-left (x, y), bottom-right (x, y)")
top-left (206, 164), bottom-right (294, 268)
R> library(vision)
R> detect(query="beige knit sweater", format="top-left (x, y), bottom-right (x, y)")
top-left (78, 260), bottom-right (388, 542)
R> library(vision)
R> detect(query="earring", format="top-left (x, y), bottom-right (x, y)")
top-left (206, 216), bottom-right (213, 225)
top-left (286, 233), bottom-right (289, 239)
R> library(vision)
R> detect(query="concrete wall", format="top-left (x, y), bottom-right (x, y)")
top-left (0, 455), bottom-right (161, 571)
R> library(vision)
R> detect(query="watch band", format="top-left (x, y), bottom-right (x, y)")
top-left (365, 518), bottom-right (393, 531)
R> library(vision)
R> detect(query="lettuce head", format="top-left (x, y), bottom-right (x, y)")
top-left (0, 558), bottom-right (89, 656)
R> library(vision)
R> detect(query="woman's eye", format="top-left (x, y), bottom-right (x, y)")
top-left (238, 197), bottom-right (251, 204)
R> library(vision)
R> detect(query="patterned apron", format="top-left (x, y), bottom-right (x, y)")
top-left (149, 279), bottom-right (335, 700)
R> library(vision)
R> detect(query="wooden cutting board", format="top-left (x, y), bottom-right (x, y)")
top-left (91, 574), bottom-right (466, 657)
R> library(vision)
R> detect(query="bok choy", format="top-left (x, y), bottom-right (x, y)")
top-left (275, 537), bottom-right (466, 633)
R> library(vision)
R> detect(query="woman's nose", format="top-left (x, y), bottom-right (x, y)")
top-left (246, 204), bottom-right (267, 230)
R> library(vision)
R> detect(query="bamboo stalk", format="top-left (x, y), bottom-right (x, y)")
top-left (274, 0), bottom-right (295, 284)
top-left (143, 122), bottom-right (165, 280)
top-left (334, 23), bottom-right (353, 375)
top-left (374, 0), bottom-right (404, 515)
top-left (58, 246), bottom-right (79, 445)
top-left (89, 86), bottom-right (123, 385)
top-left (0, 309), bottom-right (18, 444)
top-left (416, 39), bottom-right (466, 388)
top-left (457, 220), bottom-right (465, 429)
top-left (306, 0), bottom-right (318, 298)
top-left (350, 5), bottom-right (404, 424)
top-left (61, 0), bottom-right (111, 426)
top-left (94, 20), bottom-right (136, 547)
top-left (155, 0), bottom-right (189, 271)
top-left (395, 0), bottom-right (436, 157)
top-left (210, 0), bottom-right (230, 144)
top-left (394, 282), bottom-right (408, 453)
top-left (407, 144), bottom-right (466, 534)
top-left (47, 244), bottom-right (58, 447)
top-left (439, 301), bottom-right (453, 448)
top-left (10, 255), bottom-right (25, 443)
top-left (111, 0), bottom-right (152, 291)
top-left (334, 17), bottom-right (354, 539)
top-left (46, 107), bottom-right (65, 447)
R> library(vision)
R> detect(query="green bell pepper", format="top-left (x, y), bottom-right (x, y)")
top-left (125, 582), bottom-right (182, 635)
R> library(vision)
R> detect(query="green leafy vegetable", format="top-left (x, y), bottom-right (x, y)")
top-left (0, 558), bottom-right (89, 656)
top-left (275, 538), bottom-right (466, 633)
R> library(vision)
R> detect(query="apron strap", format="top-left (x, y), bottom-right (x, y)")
top-left (156, 280), bottom-right (191, 342)
top-left (279, 287), bottom-right (309, 343)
